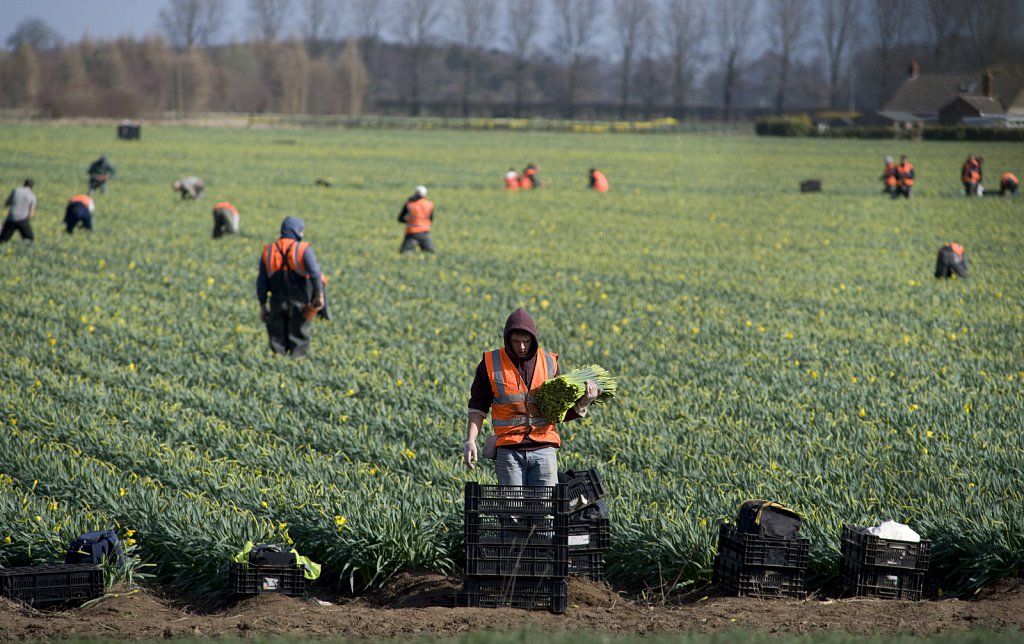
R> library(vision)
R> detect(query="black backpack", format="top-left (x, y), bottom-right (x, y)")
top-left (65, 530), bottom-right (124, 566)
top-left (249, 543), bottom-right (297, 567)
top-left (736, 500), bottom-right (802, 539)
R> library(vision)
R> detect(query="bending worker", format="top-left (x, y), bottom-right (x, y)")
top-left (173, 176), bottom-right (205, 200)
top-left (463, 307), bottom-right (599, 485)
top-left (935, 242), bottom-right (968, 279)
top-left (961, 154), bottom-right (981, 196)
top-left (212, 201), bottom-right (239, 238)
top-left (87, 155), bottom-right (116, 196)
top-left (589, 168), bottom-right (609, 192)
top-left (257, 216), bottom-right (327, 357)
top-left (1000, 172), bottom-right (1020, 196)
top-left (64, 194), bottom-right (95, 234)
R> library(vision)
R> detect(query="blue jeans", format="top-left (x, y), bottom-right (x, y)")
top-left (495, 447), bottom-right (558, 486)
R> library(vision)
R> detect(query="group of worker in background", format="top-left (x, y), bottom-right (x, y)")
top-left (504, 165), bottom-right (610, 192)
top-left (881, 154), bottom-right (1019, 198)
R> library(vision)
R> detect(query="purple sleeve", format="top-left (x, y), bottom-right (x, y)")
top-left (301, 246), bottom-right (324, 295)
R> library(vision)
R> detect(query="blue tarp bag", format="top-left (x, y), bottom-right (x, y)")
top-left (64, 530), bottom-right (125, 566)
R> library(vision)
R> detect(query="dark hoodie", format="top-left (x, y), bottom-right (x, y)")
top-left (468, 307), bottom-right (570, 422)
top-left (256, 216), bottom-right (323, 306)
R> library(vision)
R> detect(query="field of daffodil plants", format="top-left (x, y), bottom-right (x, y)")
top-left (0, 123), bottom-right (1021, 602)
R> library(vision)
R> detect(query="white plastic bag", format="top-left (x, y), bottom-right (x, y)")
top-left (865, 520), bottom-right (920, 542)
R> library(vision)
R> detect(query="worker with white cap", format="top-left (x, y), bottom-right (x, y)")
top-left (880, 156), bottom-right (897, 196)
top-left (397, 184), bottom-right (435, 253)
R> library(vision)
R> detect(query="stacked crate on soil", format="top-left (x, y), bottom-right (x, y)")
top-left (0, 564), bottom-right (103, 607)
top-left (563, 469), bottom-right (611, 582)
top-left (460, 482), bottom-right (570, 613)
top-left (714, 500), bottom-right (808, 599)
top-left (840, 524), bottom-right (930, 601)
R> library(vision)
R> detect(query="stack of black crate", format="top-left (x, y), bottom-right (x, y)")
top-left (563, 468), bottom-right (610, 582)
top-left (840, 524), bottom-right (930, 600)
top-left (460, 482), bottom-right (570, 613)
top-left (714, 523), bottom-right (810, 599)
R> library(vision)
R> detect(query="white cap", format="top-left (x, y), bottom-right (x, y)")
top-left (884, 156), bottom-right (893, 164)
top-left (415, 185), bottom-right (427, 196)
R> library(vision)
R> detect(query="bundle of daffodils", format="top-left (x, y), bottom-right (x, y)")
top-left (535, 364), bottom-right (617, 423)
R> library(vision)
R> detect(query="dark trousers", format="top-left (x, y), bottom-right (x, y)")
top-left (266, 300), bottom-right (312, 357)
top-left (935, 248), bottom-right (968, 279)
top-left (400, 231), bottom-right (434, 253)
top-left (65, 209), bottom-right (93, 234)
top-left (0, 218), bottom-right (33, 242)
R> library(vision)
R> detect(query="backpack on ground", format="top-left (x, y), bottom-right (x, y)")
top-left (64, 529), bottom-right (125, 566)
top-left (249, 543), bottom-right (297, 567)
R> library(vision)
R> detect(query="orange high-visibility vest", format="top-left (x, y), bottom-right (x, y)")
top-left (896, 162), bottom-right (915, 186)
top-left (947, 243), bottom-right (965, 260)
top-left (882, 163), bottom-right (897, 187)
top-left (520, 167), bottom-right (538, 190)
top-left (262, 237), bottom-right (310, 277)
top-left (591, 171), bottom-right (609, 192)
top-left (68, 194), bottom-right (94, 208)
top-left (962, 162), bottom-right (980, 184)
top-left (1002, 172), bottom-right (1019, 185)
top-left (485, 347), bottom-right (560, 448)
top-left (404, 198), bottom-right (433, 234)
top-left (505, 175), bottom-right (520, 190)
top-left (214, 201), bottom-right (237, 215)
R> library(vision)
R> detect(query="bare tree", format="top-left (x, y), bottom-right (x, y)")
top-left (965, 0), bottom-right (1022, 69)
top-left (662, 0), bottom-right (705, 118)
top-left (395, 0), bottom-right (444, 116)
top-left (300, 0), bottom-right (339, 54)
top-left (551, 0), bottom-right (602, 119)
top-left (6, 17), bottom-right (62, 51)
top-left (506, 0), bottom-right (541, 116)
top-left (919, 0), bottom-right (965, 70)
top-left (714, 0), bottom-right (756, 120)
top-left (613, 0), bottom-right (652, 120)
top-left (455, 0), bottom-right (497, 117)
top-left (868, 0), bottom-right (911, 105)
top-left (248, 0), bottom-right (292, 43)
top-left (768, 0), bottom-right (813, 115)
top-left (821, 0), bottom-right (859, 110)
top-left (352, 0), bottom-right (387, 41)
top-left (159, 0), bottom-right (227, 51)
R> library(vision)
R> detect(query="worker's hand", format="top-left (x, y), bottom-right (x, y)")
top-left (259, 306), bottom-right (269, 324)
top-left (311, 294), bottom-right (324, 309)
top-left (464, 440), bottom-right (478, 470)
top-left (576, 380), bottom-right (600, 414)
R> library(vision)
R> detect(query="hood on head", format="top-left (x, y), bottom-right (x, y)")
top-left (280, 216), bottom-right (305, 240)
top-left (503, 307), bottom-right (538, 360)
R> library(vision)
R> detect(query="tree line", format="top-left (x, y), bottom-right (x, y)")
top-left (2, 0), bottom-right (1022, 121)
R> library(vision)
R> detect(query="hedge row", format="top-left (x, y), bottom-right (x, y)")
top-left (755, 117), bottom-right (1024, 142)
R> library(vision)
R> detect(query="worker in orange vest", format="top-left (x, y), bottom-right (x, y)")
top-left (212, 201), bottom-right (239, 238)
top-left (257, 217), bottom-right (327, 357)
top-left (1000, 172), bottom-right (1020, 196)
top-left (398, 185), bottom-right (435, 253)
top-left (520, 164), bottom-right (541, 189)
top-left (64, 194), bottom-right (95, 234)
top-left (588, 168), bottom-right (609, 192)
top-left (935, 242), bottom-right (968, 279)
top-left (894, 155), bottom-right (915, 198)
top-left (961, 154), bottom-right (982, 196)
top-left (880, 156), bottom-right (897, 196)
top-left (463, 307), bottom-right (599, 485)
top-left (504, 168), bottom-right (520, 191)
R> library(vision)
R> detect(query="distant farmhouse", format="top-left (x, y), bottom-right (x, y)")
top-left (878, 63), bottom-right (1024, 128)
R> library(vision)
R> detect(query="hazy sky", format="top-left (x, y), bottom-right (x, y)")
top-left (4, 0), bottom-right (249, 45)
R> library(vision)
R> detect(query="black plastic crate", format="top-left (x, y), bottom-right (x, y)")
top-left (841, 559), bottom-right (924, 600)
top-left (0, 564), bottom-right (103, 606)
top-left (465, 482), bottom-right (570, 516)
top-left (841, 524), bottom-right (930, 571)
top-left (229, 562), bottom-right (305, 596)
top-left (568, 550), bottom-right (604, 581)
top-left (459, 576), bottom-right (567, 613)
top-left (568, 518), bottom-right (611, 551)
top-left (465, 512), bottom-right (569, 547)
top-left (718, 523), bottom-right (809, 569)
top-left (464, 542), bottom-right (568, 578)
top-left (714, 549), bottom-right (805, 599)
top-left (562, 469), bottom-right (606, 513)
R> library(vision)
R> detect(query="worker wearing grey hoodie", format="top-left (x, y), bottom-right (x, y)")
top-left (257, 216), bottom-right (326, 357)
top-left (463, 307), bottom-right (599, 485)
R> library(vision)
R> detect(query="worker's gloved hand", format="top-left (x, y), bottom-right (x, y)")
top-left (464, 440), bottom-right (478, 470)
top-left (259, 306), bottom-right (269, 324)
top-left (311, 294), bottom-right (324, 309)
